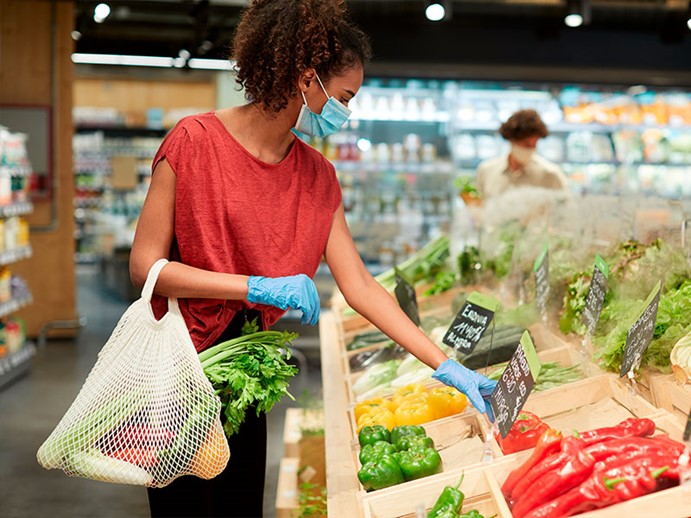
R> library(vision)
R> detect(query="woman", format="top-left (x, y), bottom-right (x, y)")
top-left (130, 1), bottom-right (496, 516)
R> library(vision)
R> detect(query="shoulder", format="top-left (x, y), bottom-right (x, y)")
top-left (167, 112), bottom-right (216, 140)
top-left (477, 155), bottom-right (508, 174)
top-left (532, 154), bottom-right (563, 176)
top-left (293, 137), bottom-right (336, 173)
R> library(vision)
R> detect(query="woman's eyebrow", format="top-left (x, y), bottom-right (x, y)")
top-left (344, 89), bottom-right (356, 98)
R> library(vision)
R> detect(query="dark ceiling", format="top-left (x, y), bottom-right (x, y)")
top-left (73, 0), bottom-right (691, 85)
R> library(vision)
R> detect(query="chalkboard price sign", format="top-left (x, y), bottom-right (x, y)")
top-left (443, 292), bottom-right (499, 353)
top-left (533, 245), bottom-right (550, 317)
top-left (620, 281), bottom-right (661, 377)
top-left (394, 271), bottom-right (420, 326)
top-left (490, 331), bottom-right (542, 439)
top-left (581, 255), bottom-right (609, 336)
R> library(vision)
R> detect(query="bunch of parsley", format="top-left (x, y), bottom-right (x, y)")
top-left (199, 324), bottom-right (298, 438)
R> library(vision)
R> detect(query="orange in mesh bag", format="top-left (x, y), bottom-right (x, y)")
top-left (37, 259), bottom-right (229, 487)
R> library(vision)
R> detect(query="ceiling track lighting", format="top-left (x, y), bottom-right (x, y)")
top-left (93, 3), bottom-right (111, 24)
top-left (425, 0), bottom-right (452, 22)
top-left (564, 0), bottom-right (591, 28)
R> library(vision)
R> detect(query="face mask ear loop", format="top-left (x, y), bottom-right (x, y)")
top-left (300, 89), bottom-right (309, 106)
top-left (315, 73), bottom-right (330, 100)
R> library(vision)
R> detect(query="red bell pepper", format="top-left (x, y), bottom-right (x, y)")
top-left (577, 417), bottom-right (656, 446)
top-left (501, 428), bottom-right (562, 498)
top-left (494, 411), bottom-right (553, 455)
top-left (511, 436), bottom-right (595, 518)
top-left (107, 447), bottom-right (159, 468)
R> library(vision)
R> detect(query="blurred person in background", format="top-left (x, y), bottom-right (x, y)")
top-left (475, 109), bottom-right (569, 198)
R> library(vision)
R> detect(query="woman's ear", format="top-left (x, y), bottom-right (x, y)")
top-left (298, 68), bottom-right (316, 92)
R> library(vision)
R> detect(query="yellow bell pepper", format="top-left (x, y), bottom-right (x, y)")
top-left (354, 397), bottom-right (389, 423)
top-left (356, 406), bottom-right (395, 432)
top-left (428, 386), bottom-right (468, 420)
top-left (391, 384), bottom-right (427, 409)
top-left (393, 400), bottom-right (435, 427)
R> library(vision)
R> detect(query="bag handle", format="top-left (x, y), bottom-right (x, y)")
top-left (141, 259), bottom-right (180, 315)
top-left (142, 259), bottom-right (169, 301)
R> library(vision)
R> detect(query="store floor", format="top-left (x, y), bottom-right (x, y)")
top-left (0, 264), bottom-right (324, 518)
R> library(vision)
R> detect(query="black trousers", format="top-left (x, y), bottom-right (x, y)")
top-left (147, 310), bottom-right (267, 518)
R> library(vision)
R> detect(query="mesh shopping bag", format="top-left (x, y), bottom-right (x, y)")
top-left (37, 259), bottom-right (229, 487)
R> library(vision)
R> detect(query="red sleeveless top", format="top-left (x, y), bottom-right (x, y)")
top-left (150, 112), bottom-right (342, 351)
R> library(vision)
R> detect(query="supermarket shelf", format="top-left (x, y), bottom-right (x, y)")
top-left (350, 113), bottom-right (450, 123)
top-left (0, 201), bottom-right (33, 218)
top-left (454, 159), bottom-right (691, 168)
top-left (0, 292), bottom-right (33, 319)
top-left (0, 245), bottom-right (32, 266)
top-left (0, 165), bottom-right (32, 177)
top-left (332, 160), bottom-right (454, 173)
top-left (75, 125), bottom-right (169, 138)
top-left (451, 121), bottom-right (691, 133)
top-left (0, 342), bottom-right (36, 391)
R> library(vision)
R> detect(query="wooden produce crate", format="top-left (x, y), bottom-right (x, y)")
top-left (347, 343), bottom-right (593, 433)
top-left (645, 371), bottom-right (691, 423)
top-left (361, 405), bottom-right (691, 518)
top-left (275, 457), bottom-right (300, 518)
top-left (283, 407), bottom-right (324, 458)
top-left (350, 412), bottom-right (498, 498)
top-left (518, 373), bottom-right (660, 434)
top-left (482, 408), bottom-right (691, 518)
top-left (361, 462), bottom-right (512, 518)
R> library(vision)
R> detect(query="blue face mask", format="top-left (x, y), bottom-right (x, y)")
top-left (293, 73), bottom-right (351, 138)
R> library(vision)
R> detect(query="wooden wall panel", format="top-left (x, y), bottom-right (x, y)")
top-left (74, 77), bottom-right (216, 124)
top-left (0, 0), bottom-right (78, 338)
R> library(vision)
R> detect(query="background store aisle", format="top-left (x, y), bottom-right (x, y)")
top-left (0, 263), bottom-right (321, 518)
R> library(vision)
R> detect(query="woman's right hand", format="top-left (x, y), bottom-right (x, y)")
top-left (432, 359), bottom-right (497, 421)
top-left (247, 274), bottom-right (320, 326)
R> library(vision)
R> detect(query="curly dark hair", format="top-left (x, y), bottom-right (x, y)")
top-left (499, 109), bottom-right (549, 140)
top-left (231, 0), bottom-right (372, 113)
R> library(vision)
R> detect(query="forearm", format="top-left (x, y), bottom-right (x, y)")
top-left (138, 260), bottom-right (250, 301)
top-left (345, 279), bottom-right (448, 370)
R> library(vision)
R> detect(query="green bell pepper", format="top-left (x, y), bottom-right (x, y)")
top-left (390, 424), bottom-right (426, 446)
top-left (428, 473), bottom-right (465, 517)
top-left (358, 425), bottom-right (391, 447)
top-left (396, 434), bottom-right (435, 452)
top-left (394, 445), bottom-right (443, 482)
top-left (357, 454), bottom-right (405, 492)
top-left (431, 508), bottom-right (459, 518)
top-left (359, 440), bottom-right (397, 465)
top-left (459, 511), bottom-right (485, 518)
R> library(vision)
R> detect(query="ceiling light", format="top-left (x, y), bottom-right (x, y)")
top-left (565, 0), bottom-right (591, 28)
top-left (71, 53), bottom-right (236, 71)
top-left (71, 30), bottom-right (82, 41)
top-left (564, 13), bottom-right (583, 28)
top-left (425, 3), bottom-right (445, 22)
top-left (93, 3), bottom-right (111, 24)
top-left (425, 1), bottom-right (451, 22)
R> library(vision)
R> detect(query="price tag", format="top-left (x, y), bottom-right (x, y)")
top-left (684, 408), bottom-right (691, 442)
top-left (490, 331), bottom-right (542, 439)
top-left (619, 281), bottom-right (661, 378)
top-left (442, 292), bottom-right (499, 353)
top-left (394, 271), bottom-right (420, 327)
top-left (533, 244), bottom-right (549, 317)
top-left (581, 255), bottom-right (609, 336)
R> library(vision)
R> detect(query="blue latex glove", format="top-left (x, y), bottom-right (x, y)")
top-left (432, 359), bottom-right (497, 421)
top-left (247, 274), bottom-right (320, 326)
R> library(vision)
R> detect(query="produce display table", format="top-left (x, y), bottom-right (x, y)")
top-left (320, 287), bottom-right (691, 518)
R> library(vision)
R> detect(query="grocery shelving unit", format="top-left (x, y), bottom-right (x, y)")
top-left (0, 127), bottom-right (35, 391)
